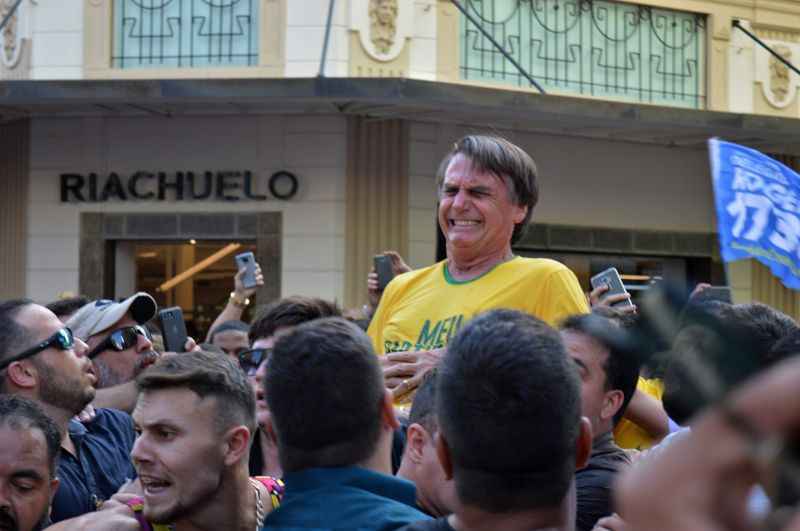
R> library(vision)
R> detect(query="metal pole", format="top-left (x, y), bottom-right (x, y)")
top-left (450, 0), bottom-right (546, 94)
top-left (0, 0), bottom-right (24, 33)
top-left (733, 20), bottom-right (800, 78)
top-left (318, 0), bottom-right (337, 77)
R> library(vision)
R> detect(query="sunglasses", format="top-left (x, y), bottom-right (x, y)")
top-left (238, 348), bottom-right (271, 376)
top-left (87, 325), bottom-right (151, 360)
top-left (0, 328), bottom-right (75, 371)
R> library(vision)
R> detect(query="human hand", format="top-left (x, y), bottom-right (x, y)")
top-left (589, 284), bottom-right (636, 314)
top-left (367, 251), bottom-right (412, 310)
top-left (234, 262), bottom-right (264, 298)
top-left (74, 403), bottom-right (97, 424)
top-left (690, 283), bottom-right (713, 300)
top-left (382, 348), bottom-right (444, 400)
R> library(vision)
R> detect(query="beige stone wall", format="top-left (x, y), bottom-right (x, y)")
top-left (26, 114), bottom-right (348, 303)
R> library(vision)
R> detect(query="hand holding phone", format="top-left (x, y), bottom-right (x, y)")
top-left (235, 252), bottom-right (258, 290)
top-left (159, 307), bottom-right (188, 353)
top-left (590, 267), bottom-right (634, 309)
top-left (374, 254), bottom-right (396, 291)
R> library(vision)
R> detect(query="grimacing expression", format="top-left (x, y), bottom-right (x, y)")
top-left (131, 388), bottom-right (228, 524)
top-left (14, 305), bottom-right (95, 416)
top-left (438, 153), bottom-right (527, 259)
top-left (0, 425), bottom-right (58, 531)
top-left (86, 314), bottom-right (155, 388)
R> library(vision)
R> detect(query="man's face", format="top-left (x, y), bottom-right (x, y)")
top-left (14, 306), bottom-right (95, 415)
top-left (212, 330), bottom-right (249, 359)
top-left (402, 424), bottom-right (456, 517)
top-left (562, 330), bottom-right (611, 437)
top-left (131, 388), bottom-right (226, 524)
top-left (0, 425), bottom-right (59, 531)
top-left (252, 336), bottom-right (276, 428)
top-left (438, 154), bottom-right (527, 260)
top-left (86, 314), bottom-right (155, 388)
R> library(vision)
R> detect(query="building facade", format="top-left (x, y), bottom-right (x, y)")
top-left (2, 0), bottom-right (800, 324)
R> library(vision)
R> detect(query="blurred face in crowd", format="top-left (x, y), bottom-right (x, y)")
top-left (213, 330), bottom-right (250, 359)
top-left (400, 423), bottom-right (456, 517)
top-left (131, 388), bottom-right (227, 524)
top-left (12, 305), bottom-right (95, 416)
top-left (438, 154), bottom-right (527, 261)
top-left (562, 330), bottom-right (618, 437)
top-left (0, 424), bottom-right (58, 531)
top-left (253, 327), bottom-right (293, 428)
top-left (85, 313), bottom-right (156, 388)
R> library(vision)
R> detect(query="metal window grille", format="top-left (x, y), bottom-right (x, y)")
top-left (460, 0), bottom-right (707, 109)
top-left (112, 0), bottom-right (259, 69)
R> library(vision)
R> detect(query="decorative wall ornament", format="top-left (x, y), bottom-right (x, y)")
top-left (769, 45), bottom-right (792, 104)
top-left (0, 0), bottom-right (23, 68)
top-left (755, 36), bottom-right (799, 109)
top-left (351, 0), bottom-right (411, 62)
top-left (369, 0), bottom-right (397, 55)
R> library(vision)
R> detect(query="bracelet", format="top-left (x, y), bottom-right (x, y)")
top-left (229, 291), bottom-right (250, 309)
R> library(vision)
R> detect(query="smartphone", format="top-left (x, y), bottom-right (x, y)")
top-left (158, 307), bottom-right (188, 353)
top-left (235, 251), bottom-right (258, 289)
top-left (374, 254), bottom-right (395, 290)
top-left (590, 267), bottom-right (634, 308)
top-left (701, 286), bottom-right (733, 304)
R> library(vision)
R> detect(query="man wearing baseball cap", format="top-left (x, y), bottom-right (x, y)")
top-left (67, 293), bottom-right (162, 413)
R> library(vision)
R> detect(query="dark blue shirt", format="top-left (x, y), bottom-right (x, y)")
top-left (262, 466), bottom-right (431, 531)
top-left (51, 408), bottom-right (137, 523)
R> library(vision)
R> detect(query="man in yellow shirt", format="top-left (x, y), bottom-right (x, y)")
top-left (368, 135), bottom-right (588, 404)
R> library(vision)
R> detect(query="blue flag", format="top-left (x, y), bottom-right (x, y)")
top-left (710, 138), bottom-right (800, 289)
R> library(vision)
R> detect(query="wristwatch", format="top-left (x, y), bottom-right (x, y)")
top-left (229, 291), bottom-right (250, 309)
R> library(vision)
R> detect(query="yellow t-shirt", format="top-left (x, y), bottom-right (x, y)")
top-left (613, 377), bottom-right (665, 450)
top-left (368, 257), bottom-right (589, 402)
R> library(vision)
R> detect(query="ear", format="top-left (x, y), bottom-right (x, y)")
top-left (5, 361), bottom-right (37, 391)
top-left (575, 417), bottom-right (593, 470)
top-left (601, 389), bottom-right (625, 423)
top-left (49, 477), bottom-right (60, 503)
top-left (512, 204), bottom-right (528, 225)
top-left (380, 389), bottom-right (400, 431)
top-left (435, 432), bottom-right (454, 481)
top-left (222, 425), bottom-right (251, 467)
top-left (404, 423), bottom-right (429, 465)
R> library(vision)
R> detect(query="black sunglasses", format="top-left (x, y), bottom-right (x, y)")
top-left (87, 325), bottom-right (151, 360)
top-left (0, 328), bottom-right (75, 371)
top-left (238, 348), bottom-right (271, 376)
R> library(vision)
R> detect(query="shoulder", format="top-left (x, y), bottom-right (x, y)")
top-left (388, 262), bottom-right (443, 289)
top-left (511, 257), bottom-right (574, 275)
top-left (86, 408), bottom-right (136, 444)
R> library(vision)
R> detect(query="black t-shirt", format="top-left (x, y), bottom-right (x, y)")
top-left (397, 517), bottom-right (456, 531)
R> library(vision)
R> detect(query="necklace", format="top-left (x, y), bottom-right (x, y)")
top-left (166, 479), bottom-right (265, 531)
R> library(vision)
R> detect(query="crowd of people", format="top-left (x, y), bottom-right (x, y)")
top-left (1, 134), bottom-right (800, 531)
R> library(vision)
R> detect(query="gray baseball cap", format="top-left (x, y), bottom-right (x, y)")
top-left (67, 292), bottom-right (157, 340)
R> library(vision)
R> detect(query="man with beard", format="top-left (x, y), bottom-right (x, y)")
top-left (67, 294), bottom-right (161, 413)
top-left (0, 395), bottom-right (61, 531)
top-left (0, 300), bottom-right (136, 523)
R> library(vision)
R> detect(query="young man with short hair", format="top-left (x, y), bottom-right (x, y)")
top-left (127, 350), bottom-right (281, 530)
top-left (560, 314), bottom-right (640, 531)
top-left (399, 309), bottom-right (592, 531)
top-left (263, 317), bottom-right (430, 530)
top-left (396, 370), bottom-right (456, 518)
